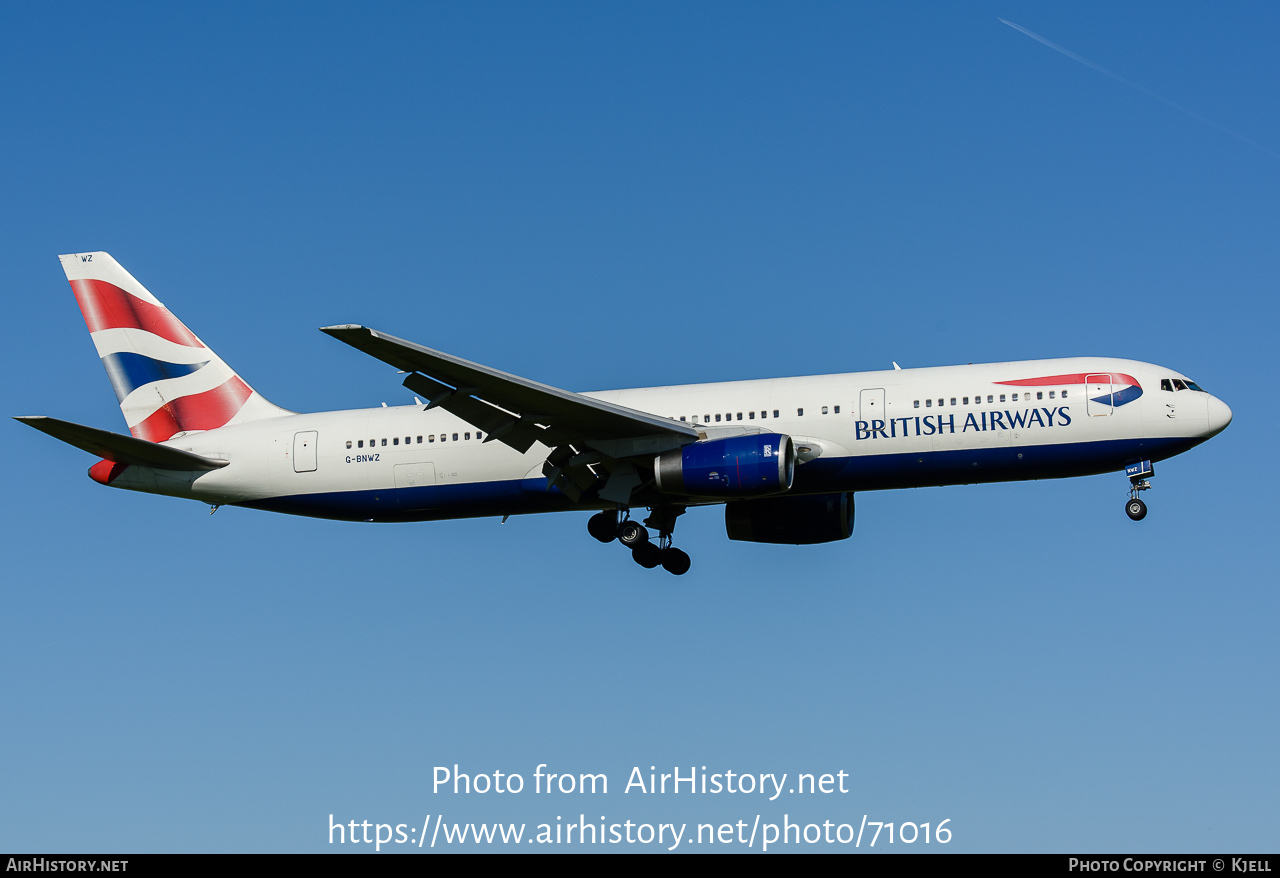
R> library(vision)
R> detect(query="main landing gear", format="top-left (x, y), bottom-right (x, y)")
top-left (587, 508), bottom-right (691, 575)
top-left (1125, 459), bottom-right (1153, 521)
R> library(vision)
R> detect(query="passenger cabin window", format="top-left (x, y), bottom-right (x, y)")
top-left (346, 441), bottom-right (352, 449)
top-left (962, 397), bottom-right (969, 405)
top-left (1061, 390), bottom-right (1068, 398)
top-left (999, 394), bottom-right (1006, 403)
top-left (937, 399), bottom-right (943, 407)
top-left (987, 395), bottom-right (993, 403)
top-left (440, 434), bottom-right (446, 442)
top-left (748, 411), bottom-right (755, 419)
top-left (834, 405), bottom-right (840, 414)
top-left (715, 414), bottom-right (722, 422)
top-left (1012, 393), bottom-right (1019, 402)
top-left (950, 398), bottom-right (956, 406)
top-left (1049, 391), bottom-right (1055, 399)
top-left (357, 440), bottom-right (363, 448)
top-left (417, 436), bottom-right (423, 443)
top-left (773, 410), bottom-right (779, 418)
top-left (381, 438), bottom-right (387, 446)
top-left (736, 413), bottom-right (742, 421)
top-left (821, 406), bottom-right (829, 415)
top-left (680, 416), bottom-right (687, 422)
top-left (914, 400), bottom-right (920, 408)
top-left (452, 433), bottom-right (459, 441)
top-left (465, 432), bottom-right (471, 440)
top-left (926, 399), bottom-right (932, 407)
top-left (797, 408), bottom-right (804, 416)
top-left (1036, 392), bottom-right (1043, 400)
top-left (393, 437), bottom-right (399, 445)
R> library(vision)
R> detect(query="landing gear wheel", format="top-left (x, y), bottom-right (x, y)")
top-left (587, 512), bottom-right (616, 543)
top-left (617, 520), bottom-right (649, 547)
top-left (632, 542), bottom-right (663, 569)
top-left (661, 548), bottom-right (691, 576)
top-left (1126, 498), bottom-right (1148, 521)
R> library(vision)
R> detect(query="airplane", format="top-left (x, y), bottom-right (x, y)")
top-left (16, 252), bottom-right (1232, 576)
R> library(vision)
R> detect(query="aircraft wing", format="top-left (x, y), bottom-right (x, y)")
top-left (320, 326), bottom-right (698, 489)
top-left (15, 416), bottom-right (229, 471)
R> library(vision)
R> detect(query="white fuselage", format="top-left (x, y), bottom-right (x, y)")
top-left (97, 356), bottom-right (1231, 522)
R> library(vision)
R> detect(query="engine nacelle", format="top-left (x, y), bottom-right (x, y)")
top-left (654, 434), bottom-right (795, 497)
top-left (724, 492), bottom-right (855, 544)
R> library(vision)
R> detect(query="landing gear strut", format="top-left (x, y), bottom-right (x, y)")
top-left (642, 506), bottom-right (691, 575)
top-left (586, 507), bottom-right (691, 575)
top-left (1125, 460), bottom-right (1153, 521)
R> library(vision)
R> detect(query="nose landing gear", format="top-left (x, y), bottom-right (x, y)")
top-left (585, 507), bottom-right (691, 575)
top-left (1124, 460), bottom-right (1153, 521)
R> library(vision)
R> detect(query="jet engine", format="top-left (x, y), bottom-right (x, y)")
top-left (724, 492), bottom-right (854, 544)
top-left (653, 434), bottom-right (795, 497)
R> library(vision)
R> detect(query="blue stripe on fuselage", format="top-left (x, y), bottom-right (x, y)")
top-left (1091, 385), bottom-right (1143, 408)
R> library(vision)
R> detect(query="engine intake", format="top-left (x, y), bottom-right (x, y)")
top-left (654, 434), bottom-right (794, 497)
top-left (725, 492), bottom-right (855, 544)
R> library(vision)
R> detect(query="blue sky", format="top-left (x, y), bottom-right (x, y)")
top-left (2, 1), bottom-right (1276, 853)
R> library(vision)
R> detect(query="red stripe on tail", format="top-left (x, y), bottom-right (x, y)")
top-left (69, 278), bottom-right (205, 348)
top-left (130, 376), bottom-right (254, 442)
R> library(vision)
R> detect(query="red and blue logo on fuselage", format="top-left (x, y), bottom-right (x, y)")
top-left (996, 372), bottom-right (1143, 408)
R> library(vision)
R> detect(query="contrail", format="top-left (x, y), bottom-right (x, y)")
top-left (998, 17), bottom-right (1279, 160)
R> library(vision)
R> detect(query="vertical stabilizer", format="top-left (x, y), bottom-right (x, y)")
top-left (59, 252), bottom-right (291, 442)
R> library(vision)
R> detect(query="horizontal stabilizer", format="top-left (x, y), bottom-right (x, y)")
top-left (14, 416), bottom-right (229, 471)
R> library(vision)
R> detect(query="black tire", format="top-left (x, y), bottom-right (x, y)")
top-left (587, 512), bottom-right (616, 543)
top-left (617, 520), bottom-right (649, 547)
top-left (661, 548), bottom-right (691, 576)
top-left (632, 542), bottom-right (662, 569)
top-left (1126, 498), bottom-right (1148, 521)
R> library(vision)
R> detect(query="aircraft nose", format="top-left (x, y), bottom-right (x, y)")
top-left (1206, 395), bottom-right (1233, 437)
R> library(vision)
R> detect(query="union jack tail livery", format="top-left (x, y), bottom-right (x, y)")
top-left (59, 252), bottom-right (291, 442)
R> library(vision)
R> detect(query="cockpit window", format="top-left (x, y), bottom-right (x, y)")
top-left (1172, 378), bottom-right (1188, 391)
top-left (1185, 380), bottom-right (1205, 392)
top-left (1160, 379), bottom-right (1173, 392)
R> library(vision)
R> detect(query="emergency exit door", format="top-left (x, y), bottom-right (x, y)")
top-left (293, 431), bottom-right (318, 472)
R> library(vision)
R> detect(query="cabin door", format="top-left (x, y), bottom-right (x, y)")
top-left (1086, 374), bottom-right (1114, 417)
top-left (858, 388), bottom-right (886, 425)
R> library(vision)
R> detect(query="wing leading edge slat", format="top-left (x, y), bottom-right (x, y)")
top-left (320, 325), bottom-right (698, 455)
